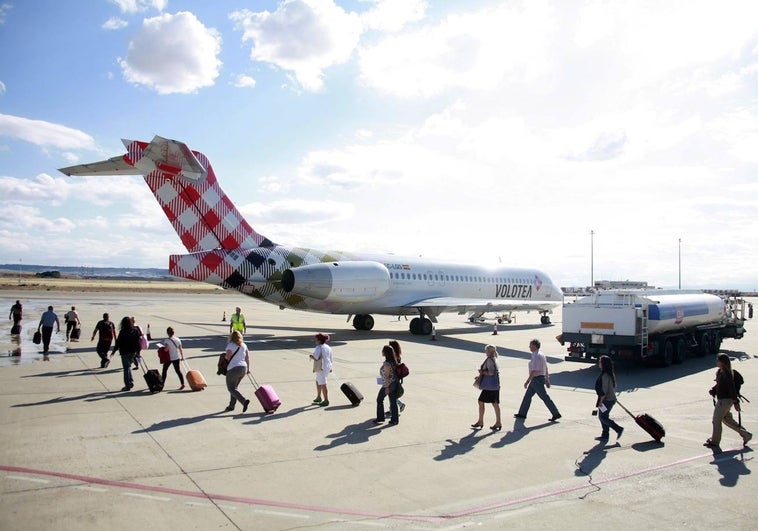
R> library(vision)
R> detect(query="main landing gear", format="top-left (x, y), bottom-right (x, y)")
top-left (539, 312), bottom-right (552, 325)
top-left (352, 314), bottom-right (375, 331)
top-left (352, 310), bottom-right (435, 335)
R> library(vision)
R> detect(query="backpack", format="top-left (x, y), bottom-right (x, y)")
top-left (733, 370), bottom-right (748, 402)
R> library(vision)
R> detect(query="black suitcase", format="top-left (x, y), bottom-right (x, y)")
top-left (70, 327), bottom-right (81, 341)
top-left (617, 400), bottom-right (665, 441)
top-left (340, 382), bottom-right (363, 406)
top-left (139, 358), bottom-right (163, 393)
top-left (33, 331), bottom-right (41, 344)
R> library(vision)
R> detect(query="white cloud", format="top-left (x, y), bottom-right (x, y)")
top-left (102, 17), bottom-right (128, 30)
top-left (361, 0), bottom-right (426, 32)
top-left (0, 3), bottom-right (11, 24)
top-left (110, 0), bottom-right (166, 14)
top-left (232, 74), bottom-right (257, 89)
top-left (119, 11), bottom-right (222, 94)
top-left (0, 114), bottom-right (96, 150)
top-left (0, 80), bottom-right (6, 94)
top-left (230, 1), bottom-right (362, 92)
top-left (358, 1), bottom-right (556, 98)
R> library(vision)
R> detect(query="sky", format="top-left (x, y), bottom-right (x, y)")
top-left (0, 0), bottom-right (757, 290)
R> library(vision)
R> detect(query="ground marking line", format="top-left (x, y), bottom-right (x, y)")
top-left (3, 448), bottom-right (737, 524)
top-left (6, 475), bottom-right (49, 484)
top-left (123, 492), bottom-right (171, 502)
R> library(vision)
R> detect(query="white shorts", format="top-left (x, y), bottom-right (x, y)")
top-left (315, 370), bottom-right (328, 385)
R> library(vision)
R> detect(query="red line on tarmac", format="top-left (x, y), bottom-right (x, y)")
top-left (442, 449), bottom-right (737, 519)
top-left (0, 464), bottom-right (438, 524)
top-left (1, 449), bottom-right (736, 523)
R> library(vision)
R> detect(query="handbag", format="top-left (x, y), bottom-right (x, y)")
top-left (396, 362), bottom-right (410, 379)
top-left (473, 375), bottom-right (482, 389)
top-left (33, 331), bottom-right (41, 345)
top-left (217, 346), bottom-right (241, 375)
top-left (394, 381), bottom-right (405, 399)
top-left (158, 345), bottom-right (170, 364)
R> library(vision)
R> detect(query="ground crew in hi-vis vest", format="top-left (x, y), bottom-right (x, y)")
top-left (230, 307), bottom-right (246, 335)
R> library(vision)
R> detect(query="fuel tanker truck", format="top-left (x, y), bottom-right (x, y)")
top-left (558, 290), bottom-right (748, 366)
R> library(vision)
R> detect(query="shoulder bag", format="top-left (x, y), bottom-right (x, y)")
top-left (217, 346), bottom-right (241, 376)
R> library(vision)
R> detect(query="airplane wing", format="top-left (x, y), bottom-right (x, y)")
top-left (59, 155), bottom-right (142, 176)
top-left (400, 297), bottom-right (558, 314)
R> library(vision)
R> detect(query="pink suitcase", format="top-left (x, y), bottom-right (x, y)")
top-left (254, 384), bottom-right (281, 414)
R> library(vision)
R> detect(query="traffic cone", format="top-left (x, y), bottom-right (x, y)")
top-left (430, 325), bottom-right (437, 341)
top-left (146, 324), bottom-right (152, 340)
top-left (492, 322), bottom-right (498, 335)
top-left (222, 311), bottom-right (226, 322)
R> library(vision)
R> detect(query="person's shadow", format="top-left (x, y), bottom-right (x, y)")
top-left (314, 420), bottom-right (383, 450)
top-left (434, 429), bottom-right (499, 461)
top-left (490, 421), bottom-right (552, 448)
top-left (708, 447), bottom-right (753, 487)
top-left (575, 439), bottom-right (619, 478)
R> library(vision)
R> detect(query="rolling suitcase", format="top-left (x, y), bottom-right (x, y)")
top-left (340, 381), bottom-right (363, 406)
top-left (70, 327), bottom-right (81, 341)
top-left (617, 400), bottom-right (665, 441)
top-left (139, 357), bottom-right (164, 393)
top-left (248, 374), bottom-right (281, 414)
top-left (182, 360), bottom-right (207, 391)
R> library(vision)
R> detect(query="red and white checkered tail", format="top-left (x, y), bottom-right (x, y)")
top-left (126, 136), bottom-right (274, 252)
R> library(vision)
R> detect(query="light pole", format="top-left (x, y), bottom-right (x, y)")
top-left (678, 238), bottom-right (681, 289)
top-left (590, 230), bottom-right (594, 289)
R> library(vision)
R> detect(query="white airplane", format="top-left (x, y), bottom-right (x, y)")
top-left (60, 135), bottom-right (563, 335)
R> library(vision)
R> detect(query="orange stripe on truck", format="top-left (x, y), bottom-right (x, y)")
top-left (581, 322), bottom-right (614, 330)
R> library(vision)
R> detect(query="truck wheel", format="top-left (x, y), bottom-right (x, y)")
top-left (697, 332), bottom-right (710, 357)
top-left (660, 339), bottom-right (674, 367)
top-left (673, 338), bottom-right (687, 364)
top-left (711, 335), bottom-right (722, 353)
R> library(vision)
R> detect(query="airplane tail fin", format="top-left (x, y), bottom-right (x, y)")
top-left (60, 135), bottom-right (274, 252)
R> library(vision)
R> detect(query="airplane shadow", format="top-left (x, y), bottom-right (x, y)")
top-left (434, 429), bottom-right (500, 461)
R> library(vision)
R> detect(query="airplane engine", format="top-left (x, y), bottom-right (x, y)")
top-left (281, 261), bottom-right (390, 302)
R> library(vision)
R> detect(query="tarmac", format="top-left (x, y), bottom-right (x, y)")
top-left (1, 290), bottom-right (756, 530)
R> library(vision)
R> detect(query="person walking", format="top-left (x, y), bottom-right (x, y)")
top-left (91, 313), bottom-right (117, 368)
top-left (472, 345), bottom-right (502, 431)
top-left (64, 306), bottom-right (81, 341)
top-left (229, 307), bottom-right (247, 335)
top-left (9, 300), bottom-right (23, 327)
top-left (37, 306), bottom-right (60, 354)
top-left (514, 339), bottom-right (561, 422)
top-left (389, 340), bottom-right (406, 413)
top-left (224, 330), bottom-right (251, 413)
top-left (594, 355), bottom-right (623, 441)
top-left (705, 353), bottom-right (752, 448)
top-left (374, 345), bottom-right (400, 426)
top-left (310, 333), bottom-right (332, 407)
top-left (161, 326), bottom-right (185, 390)
top-left (111, 316), bottom-right (140, 391)
top-left (130, 316), bottom-right (145, 370)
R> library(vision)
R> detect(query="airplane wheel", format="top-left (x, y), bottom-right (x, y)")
top-left (409, 318), bottom-right (421, 335)
top-left (353, 315), bottom-right (366, 330)
top-left (362, 315), bottom-right (375, 331)
top-left (420, 318), bottom-right (433, 335)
